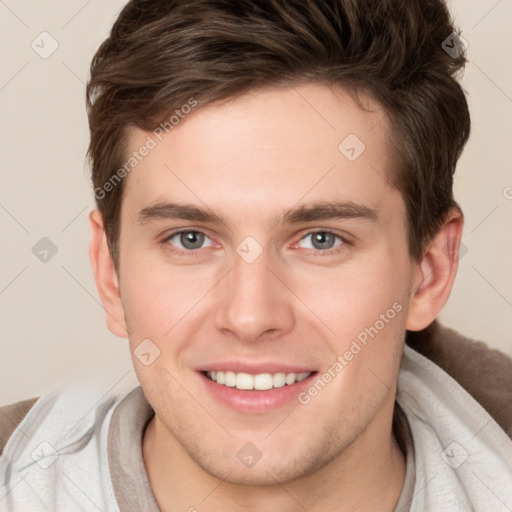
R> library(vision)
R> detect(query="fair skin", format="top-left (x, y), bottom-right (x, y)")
top-left (90, 83), bottom-right (462, 512)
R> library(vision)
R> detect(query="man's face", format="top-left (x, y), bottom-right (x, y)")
top-left (117, 83), bottom-right (416, 484)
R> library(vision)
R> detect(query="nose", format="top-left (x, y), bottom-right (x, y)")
top-left (213, 247), bottom-right (295, 343)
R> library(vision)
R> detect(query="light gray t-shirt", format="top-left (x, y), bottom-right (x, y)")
top-left (107, 387), bottom-right (415, 512)
top-left (2, 344), bottom-right (511, 511)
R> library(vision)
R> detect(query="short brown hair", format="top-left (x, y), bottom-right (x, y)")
top-left (86, 0), bottom-right (470, 268)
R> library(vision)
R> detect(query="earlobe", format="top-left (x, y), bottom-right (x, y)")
top-left (89, 210), bottom-right (128, 338)
top-left (406, 208), bottom-right (464, 331)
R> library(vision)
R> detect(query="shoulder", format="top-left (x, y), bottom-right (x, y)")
top-left (0, 385), bottom-right (127, 460)
top-left (0, 386), bottom-right (132, 511)
top-left (0, 397), bottom-right (39, 456)
top-left (406, 320), bottom-right (512, 438)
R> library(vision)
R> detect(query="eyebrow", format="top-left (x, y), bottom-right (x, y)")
top-left (137, 200), bottom-right (378, 226)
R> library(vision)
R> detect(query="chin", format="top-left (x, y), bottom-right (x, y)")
top-left (190, 441), bottom-right (335, 487)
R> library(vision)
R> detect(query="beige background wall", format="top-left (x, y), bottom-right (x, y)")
top-left (1, 0), bottom-right (511, 405)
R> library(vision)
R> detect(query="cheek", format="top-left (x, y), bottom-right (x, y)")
top-left (295, 265), bottom-right (407, 413)
top-left (290, 246), bottom-right (411, 396)
top-left (118, 233), bottom-right (246, 387)
top-left (120, 255), bottom-right (218, 343)
top-left (293, 249), bottom-right (410, 333)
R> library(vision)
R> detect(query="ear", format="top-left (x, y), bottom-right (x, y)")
top-left (406, 207), bottom-right (464, 331)
top-left (89, 210), bottom-right (128, 338)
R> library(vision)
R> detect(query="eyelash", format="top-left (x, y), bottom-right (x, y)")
top-left (160, 229), bottom-right (350, 257)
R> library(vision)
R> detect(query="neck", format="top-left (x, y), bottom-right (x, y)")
top-left (142, 401), bottom-right (406, 512)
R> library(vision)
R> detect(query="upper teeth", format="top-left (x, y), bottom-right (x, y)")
top-left (206, 371), bottom-right (311, 390)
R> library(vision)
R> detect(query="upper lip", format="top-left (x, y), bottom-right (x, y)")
top-left (199, 361), bottom-right (316, 374)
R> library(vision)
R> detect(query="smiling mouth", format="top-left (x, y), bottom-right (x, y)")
top-left (203, 370), bottom-right (315, 391)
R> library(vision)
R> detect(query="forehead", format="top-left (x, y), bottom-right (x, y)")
top-left (122, 83), bottom-right (398, 223)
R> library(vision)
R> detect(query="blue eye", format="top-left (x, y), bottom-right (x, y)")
top-left (298, 231), bottom-right (345, 252)
top-left (299, 232), bottom-right (342, 250)
top-left (161, 229), bottom-right (349, 258)
top-left (164, 230), bottom-right (214, 251)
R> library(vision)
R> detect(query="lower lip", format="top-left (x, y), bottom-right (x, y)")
top-left (198, 372), bottom-right (317, 413)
